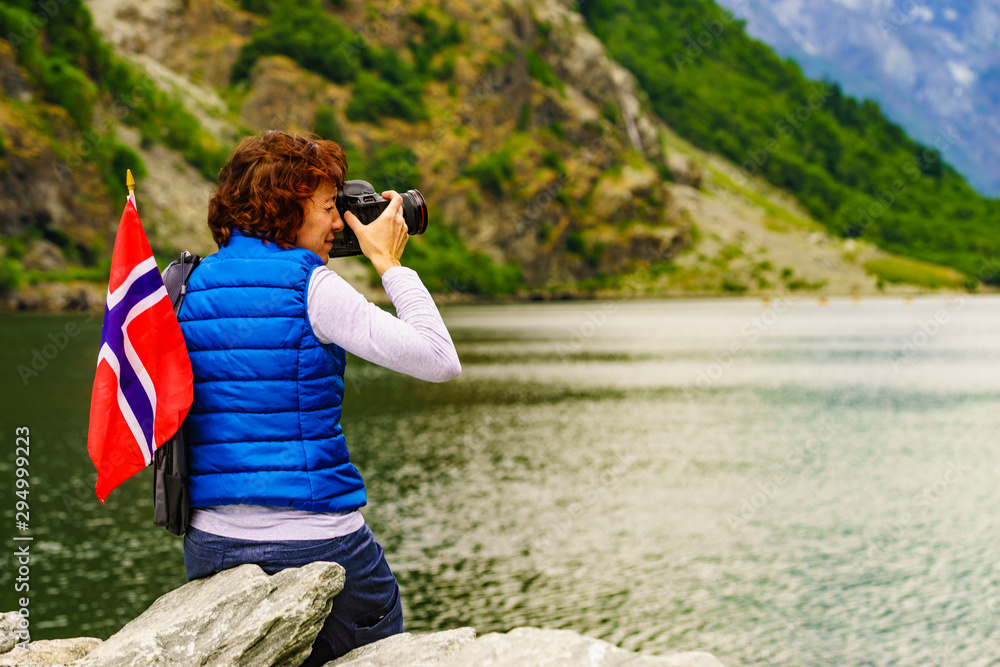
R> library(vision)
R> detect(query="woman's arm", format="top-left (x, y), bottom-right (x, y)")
top-left (307, 265), bottom-right (461, 382)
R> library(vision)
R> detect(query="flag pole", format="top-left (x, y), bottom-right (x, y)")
top-left (126, 169), bottom-right (136, 207)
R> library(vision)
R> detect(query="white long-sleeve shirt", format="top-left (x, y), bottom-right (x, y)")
top-left (188, 265), bottom-right (460, 540)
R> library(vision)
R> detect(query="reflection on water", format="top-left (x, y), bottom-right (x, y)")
top-left (2, 295), bottom-right (999, 665)
top-left (0, 313), bottom-right (187, 636)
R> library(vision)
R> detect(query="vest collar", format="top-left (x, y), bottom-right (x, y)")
top-left (223, 230), bottom-right (323, 267)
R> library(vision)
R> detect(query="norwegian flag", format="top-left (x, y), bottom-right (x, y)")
top-left (87, 197), bottom-right (192, 502)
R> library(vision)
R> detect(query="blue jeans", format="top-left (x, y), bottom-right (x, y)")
top-left (183, 524), bottom-right (403, 665)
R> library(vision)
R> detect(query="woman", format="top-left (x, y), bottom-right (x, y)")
top-left (177, 130), bottom-right (461, 665)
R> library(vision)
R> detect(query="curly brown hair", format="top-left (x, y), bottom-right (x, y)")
top-left (208, 130), bottom-right (348, 248)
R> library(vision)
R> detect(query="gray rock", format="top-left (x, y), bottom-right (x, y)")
top-left (656, 652), bottom-right (728, 667)
top-left (437, 628), bottom-right (725, 666)
top-left (328, 627), bottom-right (726, 667)
top-left (73, 561), bottom-right (345, 667)
top-left (0, 612), bottom-right (28, 655)
top-left (327, 628), bottom-right (477, 666)
top-left (0, 638), bottom-right (101, 666)
top-left (0, 42), bottom-right (31, 102)
top-left (666, 154), bottom-right (704, 190)
top-left (530, 0), bottom-right (663, 161)
top-left (21, 240), bottom-right (67, 274)
top-left (15, 282), bottom-right (104, 312)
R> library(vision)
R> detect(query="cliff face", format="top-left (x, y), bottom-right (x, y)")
top-left (81, 0), bottom-right (693, 287)
top-left (0, 43), bottom-right (117, 268)
top-left (0, 0), bottom-right (955, 308)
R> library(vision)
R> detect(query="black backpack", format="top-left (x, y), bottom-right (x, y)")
top-left (153, 251), bottom-right (201, 535)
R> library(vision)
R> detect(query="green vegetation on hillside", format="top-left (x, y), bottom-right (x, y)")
top-left (525, 48), bottom-right (564, 93)
top-left (581, 0), bottom-right (1000, 284)
top-left (1, 1), bottom-right (134, 193)
top-left (0, 1), bottom-right (226, 182)
top-left (401, 223), bottom-right (523, 296)
top-left (234, 0), bottom-right (467, 123)
top-left (463, 149), bottom-right (515, 197)
top-left (864, 257), bottom-right (968, 290)
top-left (4, 0), bottom-right (974, 299)
top-left (314, 113), bottom-right (521, 296)
top-left (0, 0), bottom-right (228, 287)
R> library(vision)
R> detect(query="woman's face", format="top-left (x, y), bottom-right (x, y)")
top-left (295, 182), bottom-right (344, 258)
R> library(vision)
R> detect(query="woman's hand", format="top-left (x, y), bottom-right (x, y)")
top-left (343, 191), bottom-right (409, 277)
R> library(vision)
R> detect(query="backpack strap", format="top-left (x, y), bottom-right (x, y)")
top-left (154, 249), bottom-right (200, 536)
top-left (161, 250), bottom-right (201, 315)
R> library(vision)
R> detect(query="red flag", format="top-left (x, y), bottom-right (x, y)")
top-left (87, 198), bottom-right (192, 502)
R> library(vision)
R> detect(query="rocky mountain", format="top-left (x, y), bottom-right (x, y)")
top-left (714, 0), bottom-right (1000, 196)
top-left (0, 0), bottom-right (973, 310)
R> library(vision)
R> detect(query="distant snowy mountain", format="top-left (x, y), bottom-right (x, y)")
top-left (715, 0), bottom-right (1000, 196)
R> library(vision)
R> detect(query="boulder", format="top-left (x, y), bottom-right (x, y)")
top-left (666, 154), bottom-right (704, 190)
top-left (73, 561), bottom-right (345, 667)
top-left (0, 638), bottom-right (101, 666)
top-left (328, 628), bottom-right (478, 666)
top-left (0, 612), bottom-right (27, 655)
top-left (328, 627), bottom-right (726, 667)
top-left (0, 563), bottom-right (728, 667)
top-left (436, 627), bottom-right (725, 667)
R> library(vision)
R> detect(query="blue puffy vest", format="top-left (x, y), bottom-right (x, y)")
top-left (177, 230), bottom-right (367, 513)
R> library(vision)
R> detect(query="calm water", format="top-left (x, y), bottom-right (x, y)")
top-left (2, 295), bottom-right (999, 666)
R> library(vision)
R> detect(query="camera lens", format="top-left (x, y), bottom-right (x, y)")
top-left (400, 190), bottom-right (428, 235)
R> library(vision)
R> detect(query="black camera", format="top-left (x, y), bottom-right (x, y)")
top-left (328, 180), bottom-right (428, 258)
